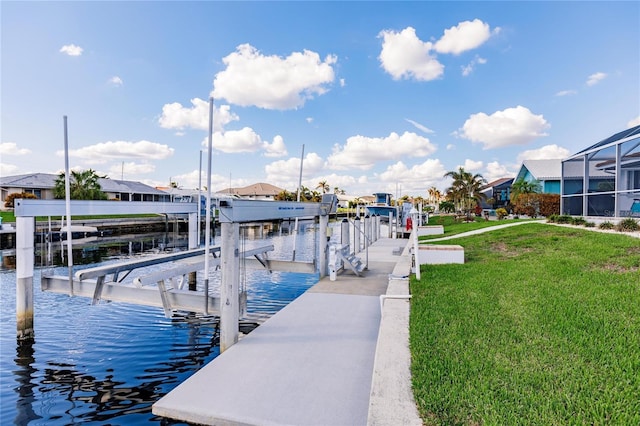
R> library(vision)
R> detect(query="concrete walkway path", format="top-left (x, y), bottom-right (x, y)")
top-left (424, 219), bottom-right (545, 242)
top-left (153, 237), bottom-right (419, 426)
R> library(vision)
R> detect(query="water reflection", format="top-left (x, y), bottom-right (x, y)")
top-left (2, 220), bottom-right (323, 425)
top-left (14, 339), bottom-right (42, 425)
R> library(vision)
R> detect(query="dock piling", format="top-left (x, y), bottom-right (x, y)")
top-left (16, 217), bottom-right (35, 341)
top-left (220, 222), bottom-right (240, 352)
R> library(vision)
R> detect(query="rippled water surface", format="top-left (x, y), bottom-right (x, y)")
top-left (1, 221), bottom-right (328, 425)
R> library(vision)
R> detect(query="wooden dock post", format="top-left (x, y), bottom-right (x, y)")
top-left (220, 222), bottom-right (240, 353)
top-left (16, 216), bottom-right (35, 341)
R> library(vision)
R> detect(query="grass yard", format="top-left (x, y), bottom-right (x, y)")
top-left (410, 223), bottom-right (640, 425)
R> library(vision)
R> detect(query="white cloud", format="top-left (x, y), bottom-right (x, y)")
top-left (0, 142), bottom-right (31, 155)
top-left (627, 116), bottom-right (640, 128)
top-left (378, 27), bottom-right (443, 81)
top-left (446, 144), bottom-right (456, 150)
top-left (108, 76), bottom-right (123, 86)
top-left (377, 159), bottom-right (447, 192)
top-left (265, 153), bottom-right (325, 188)
top-left (109, 162), bottom-right (155, 177)
top-left (516, 144), bottom-right (570, 163)
top-left (434, 19), bottom-right (498, 55)
top-left (555, 89), bottom-right (577, 97)
top-left (167, 169), bottom-right (248, 191)
top-left (303, 173), bottom-right (357, 193)
top-left (159, 98), bottom-right (239, 131)
top-left (263, 135), bottom-right (288, 157)
top-left (60, 44), bottom-right (83, 56)
top-left (58, 140), bottom-right (174, 164)
top-left (327, 131), bottom-right (437, 170)
top-left (484, 161), bottom-right (516, 183)
top-left (209, 128), bottom-right (263, 154)
top-left (586, 72), bottom-right (607, 86)
top-left (306, 117), bottom-right (314, 124)
top-left (458, 105), bottom-right (550, 149)
top-left (0, 163), bottom-right (20, 176)
top-left (460, 159), bottom-right (484, 171)
top-left (212, 44), bottom-right (336, 110)
top-left (461, 55), bottom-right (487, 76)
top-left (405, 118), bottom-right (434, 133)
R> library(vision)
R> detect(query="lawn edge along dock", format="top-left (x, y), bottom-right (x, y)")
top-left (153, 237), bottom-right (421, 426)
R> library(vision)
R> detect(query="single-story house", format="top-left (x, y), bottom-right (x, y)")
top-left (561, 125), bottom-right (640, 218)
top-left (514, 159), bottom-right (562, 194)
top-left (216, 182), bottom-right (284, 201)
top-left (0, 173), bottom-right (171, 206)
top-left (479, 177), bottom-right (514, 209)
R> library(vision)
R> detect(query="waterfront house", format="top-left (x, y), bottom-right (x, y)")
top-left (479, 177), bottom-right (514, 210)
top-left (561, 125), bottom-right (640, 218)
top-left (216, 182), bottom-right (284, 201)
top-left (0, 173), bottom-right (171, 207)
top-left (513, 159), bottom-right (562, 194)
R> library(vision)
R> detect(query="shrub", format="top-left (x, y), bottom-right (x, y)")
top-left (599, 221), bottom-right (615, 230)
top-left (4, 192), bottom-right (37, 208)
top-left (571, 217), bottom-right (587, 226)
top-left (584, 222), bottom-right (595, 228)
top-left (617, 218), bottom-right (639, 232)
top-left (556, 214), bottom-right (573, 224)
top-left (496, 208), bottom-right (508, 219)
top-left (547, 214), bottom-right (559, 223)
top-left (538, 193), bottom-right (560, 217)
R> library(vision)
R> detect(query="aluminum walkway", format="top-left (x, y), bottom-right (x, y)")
top-left (153, 237), bottom-right (414, 426)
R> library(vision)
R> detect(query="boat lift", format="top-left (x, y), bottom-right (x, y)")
top-left (13, 196), bottom-right (336, 352)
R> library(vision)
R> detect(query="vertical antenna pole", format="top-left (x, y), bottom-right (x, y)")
top-left (63, 116), bottom-right (74, 295)
top-left (203, 97), bottom-right (214, 315)
top-left (292, 144), bottom-right (305, 261)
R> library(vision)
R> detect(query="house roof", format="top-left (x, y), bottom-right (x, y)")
top-left (216, 182), bottom-right (284, 197)
top-left (484, 177), bottom-right (514, 188)
top-left (572, 124), bottom-right (640, 157)
top-left (516, 159), bottom-right (562, 181)
top-left (0, 173), bottom-right (168, 195)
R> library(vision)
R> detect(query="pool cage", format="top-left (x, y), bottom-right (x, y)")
top-left (561, 125), bottom-right (640, 219)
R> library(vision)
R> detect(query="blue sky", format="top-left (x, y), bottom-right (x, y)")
top-left (2, 1), bottom-right (639, 197)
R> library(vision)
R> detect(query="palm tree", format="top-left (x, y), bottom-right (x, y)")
top-left (443, 167), bottom-right (487, 216)
top-left (510, 178), bottom-right (541, 199)
top-left (427, 186), bottom-right (442, 205)
top-left (275, 189), bottom-right (296, 201)
top-left (316, 180), bottom-right (329, 194)
top-left (54, 169), bottom-right (108, 200)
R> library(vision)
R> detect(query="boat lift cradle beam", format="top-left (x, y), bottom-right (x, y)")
top-left (13, 197), bottom-right (336, 343)
top-left (14, 199), bottom-right (200, 340)
top-left (41, 245), bottom-right (278, 317)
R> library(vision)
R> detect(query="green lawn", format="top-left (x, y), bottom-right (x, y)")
top-left (411, 223), bottom-right (640, 425)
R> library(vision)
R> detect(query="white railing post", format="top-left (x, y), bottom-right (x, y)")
top-left (340, 219), bottom-right (350, 254)
top-left (354, 216), bottom-right (361, 253)
top-left (329, 244), bottom-right (338, 281)
top-left (318, 214), bottom-right (329, 278)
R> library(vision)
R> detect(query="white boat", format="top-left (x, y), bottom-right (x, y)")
top-left (365, 193), bottom-right (398, 219)
top-left (58, 225), bottom-right (100, 240)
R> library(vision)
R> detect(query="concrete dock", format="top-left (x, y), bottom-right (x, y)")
top-left (152, 237), bottom-right (422, 425)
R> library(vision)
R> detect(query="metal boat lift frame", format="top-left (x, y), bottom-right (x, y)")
top-left (13, 197), bottom-right (335, 352)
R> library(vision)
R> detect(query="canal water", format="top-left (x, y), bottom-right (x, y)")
top-left (1, 220), bottom-right (333, 425)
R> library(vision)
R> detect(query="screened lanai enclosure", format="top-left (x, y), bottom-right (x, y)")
top-left (561, 125), bottom-right (640, 218)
